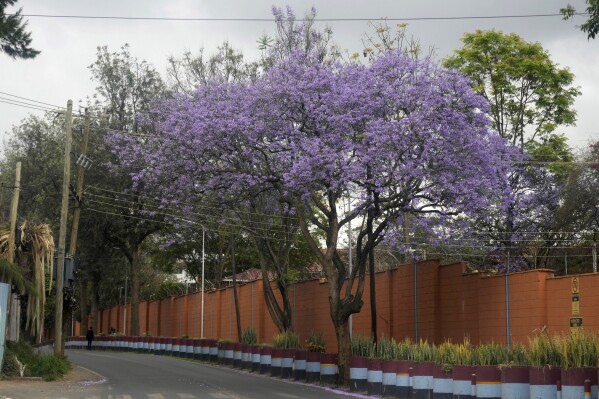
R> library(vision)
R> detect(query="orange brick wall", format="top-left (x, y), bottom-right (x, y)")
top-left (90, 261), bottom-right (599, 348)
top-left (546, 273), bottom-right (599, 334)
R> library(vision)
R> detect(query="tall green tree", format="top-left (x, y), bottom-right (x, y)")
top-left (0, 0), bottom-right (39, 59)
top-left (444, 30), bottom-right (580, 151)
top-left (561, 0), bottom-right (599, 39)
top-left (444, 30), bottom-right (580, 269)
top-left (88, 44), bottom-right (166, 336)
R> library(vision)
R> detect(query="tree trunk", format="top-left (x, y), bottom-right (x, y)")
top-left (79, 281), bottom-right (88, 335)
top-left (230, 232), bottom-right (242, 341)
top-left (333, 315), bottom-right (351, 385)
top-left (89, 283), bottom-right (99, 331)
top-left (367, 208), bottom-right (377, 343)
top-left (130, 245), bottom-right (141, 336)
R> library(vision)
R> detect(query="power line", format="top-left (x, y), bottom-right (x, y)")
top-left (12, 12), bottom-right (589, 23)
top-left (86, 189), bottom-right (597, 244)
top-left (0, 91), bottom-right (66, 110)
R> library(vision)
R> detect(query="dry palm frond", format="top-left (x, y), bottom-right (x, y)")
top-left (0, 222), bottom-right (54, 342)
top-left (20, 222), bottom-right (54, 342)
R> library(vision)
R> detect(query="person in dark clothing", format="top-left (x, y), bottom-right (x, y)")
top-left (86, 326), bottom-right (94, 350)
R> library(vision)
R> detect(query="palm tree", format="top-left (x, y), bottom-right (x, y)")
top-left (0, 222), bottom-right (54, 342)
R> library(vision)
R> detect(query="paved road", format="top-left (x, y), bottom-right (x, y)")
top-left (3, 350), bottom-right (357, 399)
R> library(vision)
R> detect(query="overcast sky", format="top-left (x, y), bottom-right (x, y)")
top-left (1, 0), bottom-right (597, 152)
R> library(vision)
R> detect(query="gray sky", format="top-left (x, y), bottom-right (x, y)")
top-left (1, 0), bottom-right (597, 151)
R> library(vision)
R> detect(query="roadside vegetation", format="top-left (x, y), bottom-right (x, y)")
top-left (1, 340), bottom-right (71, 381)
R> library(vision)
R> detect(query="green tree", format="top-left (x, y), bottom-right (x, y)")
top-left (444, 30), bottom-right (580, 151)
top-left (561, 0), bottom-right (599, 40)
top-left (444, 30), bottom-right (581, 270)
top-left (88, 44), bottom-right (167, 336)
top-left (0, 0), bottom-right (39, 59)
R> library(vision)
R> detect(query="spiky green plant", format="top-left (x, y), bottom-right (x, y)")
top-left (375, 336), bottom-right (396, 360)
top-left (241, 327), bottom-right (258, 345)
top-left (351, 334), bottom-right (375, 358)
top-left (436, 340), bottom-right (457, 372)
top-left (472, 341), bottom-right (509, 366)
top-left (527, 333), bottom-right (560, 368)
top-left (410, 339), bottom-right (437, 363)
top-left (272, 331), bottom-right (300, 349)
top-left (394, 337), bottom-right (413, 361)
top-left (454, 337), bottom-right (474, 365)
top-left (554, 329), bottom-right (599, 369)
top-left (305, 331), bottom-right (326, 353)
top-left (508, 342), bottom-right (529, 366)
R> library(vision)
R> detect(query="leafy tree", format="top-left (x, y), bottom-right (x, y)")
top-left (444, 30), bottom-right (579, 150)
top-left (561, 0), bottom-right (599, 39)
top-left (88, 44), bottom-right (167, 336)
top-left (444, 30), bottom-right (580, 269)
top-left (131, 49), bottom-right (514, 383)
top-left (0, 0), bottom-right (39, 59)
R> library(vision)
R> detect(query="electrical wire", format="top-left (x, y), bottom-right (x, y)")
top-left (0, 91), bottom-right (66, 110)
top-left (85, 186), bottom-right (599, 239)
top-left (0, 99), bottom-right (58, 113)
top-left (85, 190), bottom-right (597, 246)
top-left (12, 12), bottom-right (590, 23)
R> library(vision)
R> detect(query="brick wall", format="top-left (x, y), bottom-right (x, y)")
top-left (90, 260), bottom-right (597, 348)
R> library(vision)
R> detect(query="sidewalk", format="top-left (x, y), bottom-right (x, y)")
top-left (0, 364), bottom-right (105, 399)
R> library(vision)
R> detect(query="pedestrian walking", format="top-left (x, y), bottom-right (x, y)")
top-left (86, 326), bottom-right (95, 350)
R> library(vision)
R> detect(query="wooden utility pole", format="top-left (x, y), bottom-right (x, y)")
top-left (55, 100), bottom-right (73, 356)
top-left (65, 109), bottom-right (90, 344)
top-left (7, 162), bottom-right (21, 267)
top-left (4, 162), bottom-right (21, 341)
top-left (69, 109), bottom-right (90, 256)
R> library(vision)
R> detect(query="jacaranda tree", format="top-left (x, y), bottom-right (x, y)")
top-left (124, 49), bottom-right (515, 383)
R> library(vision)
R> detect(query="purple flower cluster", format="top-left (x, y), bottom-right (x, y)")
top-left (120, 50), bottom-right (515, 248)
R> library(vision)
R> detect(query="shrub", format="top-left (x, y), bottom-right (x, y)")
top-left (305, 331), bottom-right (326, 353)
top-left (1, 341), bottom-right (71, 381)
top-left (436, 340), bottom-right (457, 372)
top-left (472, 341), bottom-right (509, 366)
top-left (241, 327), bottom-right (258, 345)
top-left (351, 334), bottom-right (374, 358)
top-left (554, 329), bottom-right (599, 369)
top-left (29, 354), bottom-right (71, 381)
top-left (272, 331), bottom-right (300, 349)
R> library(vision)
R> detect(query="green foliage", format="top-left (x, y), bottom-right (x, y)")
top-left (561, 0), bottom-right (599, 40)
top-left (472, 341), bottom-right (509, 366)
top-left (1, 341), bottom-right (70, 381)
top-left (0, 0), bottom-right (40, 59)
top-left (272, 331), bottom-right (300, 349)
top-left (527, 333), bottom-right (560, 367)
top-left (507, 342), bottom-right (529, 366)
top-left (305, 331), bottom-right (326, 353)
top-left (375, 336), bottom-right (396, 360)
top-left (436, 340), bottom-right (457, 372)
top-left (394, 337), bottom-right (413, 361)
top-left (409, 340), bottom-right (437, 363)
top-left (350, 334), bottom-right (374, 358)
top-left (444, 30), bottom-right (580, 150)
top-left (554, 329), bottom-right (599, 369)
top-left (454, 338), bottom-right (474, 366)
top-left (29, 354), bottom-right (71, 381)
top-left (241, 327), bottom-right (258, 345)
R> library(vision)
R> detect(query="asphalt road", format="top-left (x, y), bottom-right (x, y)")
top-left (15, 350), bottom-right (357, 399)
